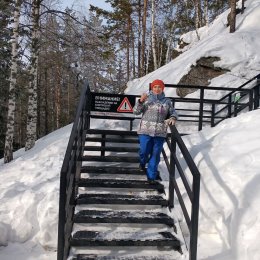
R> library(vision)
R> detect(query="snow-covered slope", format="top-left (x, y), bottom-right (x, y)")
top-left (125, 0), bottom-right (260, 96)
top-left (1, 108), bottom-right (260, 260)
top-left (1, 0), bottom-right (260, 259)
top-left (183, 109), bottom-right (260, 260)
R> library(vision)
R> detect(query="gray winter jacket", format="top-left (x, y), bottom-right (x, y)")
top-left (133, 91), bottom-right (178, 137)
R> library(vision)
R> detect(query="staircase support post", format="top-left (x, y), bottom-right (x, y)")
top-left (189, 176), bottom-right (200, 260)
top-left (228, 94), bottom-right (232, 118)
top-left (253, 76), bottom-right (260, 109)
top-left (168, 131), bottom-right (176, 208)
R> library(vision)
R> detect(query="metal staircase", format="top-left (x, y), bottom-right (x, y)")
top-left (70, 129), bottom-right (181, 259)
top-left (58, 73), bottom-right (260, 260)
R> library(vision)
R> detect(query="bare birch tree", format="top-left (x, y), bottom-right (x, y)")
top-left (141, 0), bottom-right (148, 76)
top-left (4, 0), bottom-right (22, 163)
top-left (151, 0), bottom-right (158, 70)
top-left (194, 0), bottom-right (201, 29)
top-left (25, 0), bottom-right (41, 150)
top-left (204, 0), bottom-right (209, 26)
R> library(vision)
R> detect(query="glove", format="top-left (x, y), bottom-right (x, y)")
top-left (165, 117), bottom-right (176, 126)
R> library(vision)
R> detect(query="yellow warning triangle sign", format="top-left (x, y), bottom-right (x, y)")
top-left (117, 97), bottom-right (133, 112)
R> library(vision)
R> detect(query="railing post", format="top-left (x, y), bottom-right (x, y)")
top-left (130, 119), bottom-right (133, 131)
top-left (101, 134), bottom-right (105, 156)
top-left (254, 75), bottom-right (260, 109)
top-left (228, 94), bottom-right (232, 118)
top-left (234, 101), bottom-right (238, 117)
top-left (211, 103), bottom-right (215, 127)
top-left (254, 85), bottom-right (260, 109)
top-left (168, 128), bottom-right (176, 209)
top-left (198, 88), bottom-right (204, 131)
top-left (57, 169), bottom-right (66, 260)
top-left (189, 176), bottom-right (200, 260)
top-left (249, 89), bottom-right (254, 111)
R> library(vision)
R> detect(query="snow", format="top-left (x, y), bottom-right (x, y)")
top-left (1, 0), bottom-right (260, 259)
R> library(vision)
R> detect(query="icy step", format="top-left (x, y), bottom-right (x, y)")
top-left (73, 210), bottom-right (174, 227)
top-left (82, 155), bottom-right (140, 163)
top-left (77, 179), bottom-right (164, 192)
top-left (72, 254), bottom-right (178, 260)
top-left (84, 146), bottom-right (139, 153)
top-left (85, 137), bottom-right (139, 144)
top-left (86, 129), bottom-right (138, 136)
top-left (76, 193), bottom-right (168, 206)
top-left (70, 230), bottom-right (180, 248)
top-left (81, 166), bottom-right (144, 175)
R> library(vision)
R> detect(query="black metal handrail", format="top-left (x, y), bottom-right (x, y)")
top-left (88, 74), bottom-right (260, 133)
top-left (57, 74), bottom-right (260, 260)
top-left (162, 125), bottom-right (200, 260)
top-left (57, 81), bottom-right (91, 260)
top-left (165, 74), bottom-right (260, 130)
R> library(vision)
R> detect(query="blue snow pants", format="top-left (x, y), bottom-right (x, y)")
top-left (138, 134), bottom-right (165, 180)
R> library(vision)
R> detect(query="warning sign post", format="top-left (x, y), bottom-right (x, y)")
top-left (91, 93), bottom-right (136, 114)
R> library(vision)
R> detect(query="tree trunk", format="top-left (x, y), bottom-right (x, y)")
top-left (131, 18), bottom-right (136, 78)
top-left (4, 0), bottom-right (22, 163)
top-left (229, 0), bottom-right (236, 33)
top-left (165, 22), bottom-right (175, 64)
top-left (241, 0), bottom-right (245, 14)
top-left (137, 0), bottom-right (141, 77)
top-left (194, 0), bottom-right (202, 29)
top-left (141, 0), bottom-right (148, 76)
top-left (44, 68), bottom-right (49, 135)
top-left (25, 0), bottom-right (41, 150)
top-left (145, 42), bottom-right (151, 75)
top-left (55, 69), bottom-right (61, 129)
top-left (204, 0), bottom-right (209, 26)
top-left (126, 14), bottom-right (130, 81)
top-left (151, 0), bottom-right (157, 70)
top-left (158, 38), bottom-right (164, 68)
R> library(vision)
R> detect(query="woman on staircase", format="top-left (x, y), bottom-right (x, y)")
top-left (133, 79), bottom-right (178, 182)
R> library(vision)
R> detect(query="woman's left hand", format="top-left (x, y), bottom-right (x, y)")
top-left (165, 117), bottom-right (176, 125)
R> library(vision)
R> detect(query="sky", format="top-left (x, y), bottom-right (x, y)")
top-left (1, 0), bottom-right (260, 259)
top-left (60, 0), bottom-right (112, 15)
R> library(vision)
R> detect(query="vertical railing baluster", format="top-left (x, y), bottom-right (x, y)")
top-left (211, 103), bottom-right (215, 127)
top-left (189, 176), bottom-right (200, 260)
top-left (101, 134), bottom-right (106, 156)
top-left (228, 94), bottom-right (232, 118)
top-left (168, 129), bottom-right (176, 209)
top-left (198, 88), bottom-right (204, 131)
top-left (249, 89), bottom-right (254, 111)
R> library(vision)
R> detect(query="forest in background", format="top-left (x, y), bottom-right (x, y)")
top-left (0, 0), bottom-right (239, 161)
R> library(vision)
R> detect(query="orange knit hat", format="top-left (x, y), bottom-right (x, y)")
top-left (151, 79), bottom-right (165, 90)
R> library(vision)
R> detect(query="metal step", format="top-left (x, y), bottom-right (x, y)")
top-left (77, 179), bottom-right (164, 192)
top-left (73, 210), bottom-right (175, 227)
top-left (87, 129), bottom-right (138, 136)
top-left (70, 230), bottom-right (180, 248)
top-left (81, 166), bottom-right (144, 175)
top-left (82, 155), bottom-right (140, 163)
top-left (76, 193), bottom-right (168, 206)
top-left (85, 137), bottom-right (139, 144)
top-left (84, 146), bottom-right (139, 153)
top-left (73, 254), bottom-right (177, 260)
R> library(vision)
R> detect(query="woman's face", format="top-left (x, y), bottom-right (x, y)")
top-left (152, 85), bottom-right (163, 95)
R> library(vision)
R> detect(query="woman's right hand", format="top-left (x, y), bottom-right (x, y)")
top-left (140, 93), bottom-right (148, 103)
